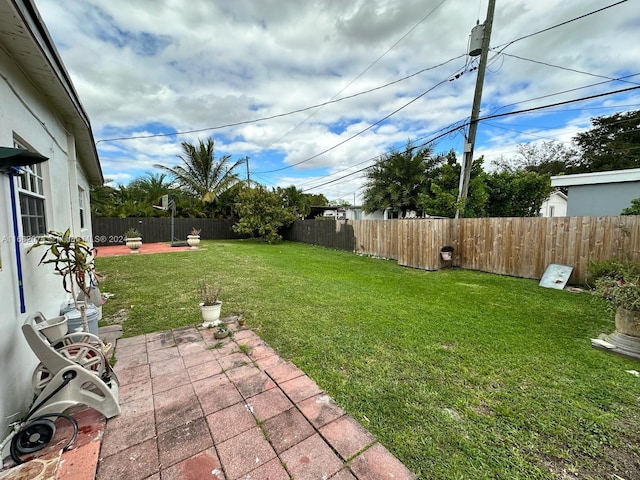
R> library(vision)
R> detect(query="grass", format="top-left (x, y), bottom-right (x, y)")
top-left (96, 240), bottom-right (640, 479)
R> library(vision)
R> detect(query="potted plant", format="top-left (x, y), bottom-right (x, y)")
top-left (124, 228), bottom-right (142, 253)
top-left (27, 229), bottom-right (98, 334)
top-left (440, 245), bottom-right (454, 261)
top-left (594, 273), bottom-right (640, 338)
top-left (187, 227), bottom-right (201, 249)
top-left (198, 279), bottom-right (222, 327)
top-left (213, 322), bottom-right (230, 339)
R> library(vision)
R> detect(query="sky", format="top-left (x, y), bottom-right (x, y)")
top-left (35, 0), bottom-right (640, 204)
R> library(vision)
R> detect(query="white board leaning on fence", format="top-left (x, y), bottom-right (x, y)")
top-left (539, 264), bottom-right (573, 290)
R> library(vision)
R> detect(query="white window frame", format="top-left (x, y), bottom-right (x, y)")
top-left (78, 186), bottom-right (86, 229)
top-left (14, 140), bottom-right (47, 237)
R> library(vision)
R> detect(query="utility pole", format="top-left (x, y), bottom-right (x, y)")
top-left (456, 0), bottom-right (496, 218)
top-left (245, 156), bottom-right (250, 185)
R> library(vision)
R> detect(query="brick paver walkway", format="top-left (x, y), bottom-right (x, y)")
top-left (98, 320), bottom-right (417, 480)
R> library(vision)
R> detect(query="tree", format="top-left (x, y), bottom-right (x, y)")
top-left (127, 172), bottom-right (172, 207)
top-left (306, 193), bottom-right (329, 206)
top-left (90, 183), bottom-right (118, 217)
top-left (484, 169), bottom-right (551, 217)
top-left (232, 186), bottom-right (297, 243)
top-left (492, 141), bottom-right (580, 176)
top-left (362, 142), bottom-right (434, 217)
top-left (621, 198), bottom-right (640, 215)
top-left (155, 138), bottom-right (245, 206)
top-left (572, 109), bottom-right (640, 173)
top-left (418, 151), bottom-right (488, 218)
top-left (277, 186), bottom-right (314, 219)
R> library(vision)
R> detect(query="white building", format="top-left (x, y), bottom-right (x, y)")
top-left (0, 0), bottom-right (102, 438)
top-left (539, 191), bottom-right (568, 217)
top-left (551, 168), bottom-right (640, 216)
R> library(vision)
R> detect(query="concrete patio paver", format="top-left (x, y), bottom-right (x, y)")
top-left (280, 433), bottom-right (343, 480)
top-left (156, 418), bottom-right (212, 469)
top-left (297, 393), bottom-right (346, 428)
top-left (247, 387), bottom-right (294, 421)
top-left (216, 426), bottom-right (277, 479)
top-left (206, 402), bottom-right (256, 444)
top-left (262, 407), bottom-right (315, 454)
top-left (0, 317), bottom-right (418, 479)
top-left (99, 319), bottom-right (417, 479)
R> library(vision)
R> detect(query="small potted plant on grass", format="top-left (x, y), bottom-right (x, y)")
top-left (440, 245), bottom-right (454, 261)
top-left (198, 279), bottom-right (222, 327)
top-left (124, 228), bottom-right (143, 253)
top-left (187, 227), bottom-right (201, 249)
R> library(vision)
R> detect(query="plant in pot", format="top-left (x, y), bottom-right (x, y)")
top-left (593, 273), bottom-right (640, 338)
top-left (198, 279), bottom-right (222, 328)
top-left (124, 228), bottom-right (143, 253)
top-left (187, 227), bottom-right (201, 249)
top-left (213, 322), bottom-right (230, 339)
top-left (27, 229), bottom-right (99, 334)
top-left (440, 245), bottom-right (454, 261)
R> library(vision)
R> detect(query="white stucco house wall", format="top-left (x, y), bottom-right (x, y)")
top-left (551, 168), bottom-right (640, 216)
top-left (0, 0), bottom-right (102, 439)
top-left (539, 190), bottom-right (567, 217)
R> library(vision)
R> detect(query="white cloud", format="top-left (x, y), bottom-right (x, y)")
top-left (35, 0), bottom-right (640, 199)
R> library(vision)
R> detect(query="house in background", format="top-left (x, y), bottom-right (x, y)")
top-left (0, 0), bottom-right (102, 439)
top-left (551, 168), bottom-right (640, 216)
top-left (539, 190), bottom-right (567, 217)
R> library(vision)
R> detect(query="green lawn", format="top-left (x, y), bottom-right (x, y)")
top-left (96, 240), bottom-right (640, 479)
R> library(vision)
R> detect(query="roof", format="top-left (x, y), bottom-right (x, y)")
top-left (547, 190), bottom-right (567, 201)
top-left (550, 168), bottom-right (640, 188)
top-left (0, 0), bottom-right (103, 185)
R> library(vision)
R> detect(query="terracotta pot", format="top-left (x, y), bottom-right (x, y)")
top-left (615, 308), bottom-right (640, 338)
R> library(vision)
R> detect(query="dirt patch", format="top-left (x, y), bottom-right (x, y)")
top-left (103, 308), bottom-right (129, 325)
top-left (539, 430), bottom-right (640, 479)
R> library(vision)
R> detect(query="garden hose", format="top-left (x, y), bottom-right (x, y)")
top-left (10, 370), bottom-right (79, 464)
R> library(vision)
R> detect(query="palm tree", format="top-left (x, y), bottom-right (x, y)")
top-left (362, 142), bottom-right (434, 217)
top-left (128, 172), bottom-right (173, 207)
top-left (155, 138), bottom-right (245, 204)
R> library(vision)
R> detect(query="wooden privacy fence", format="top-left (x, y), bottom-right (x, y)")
top-left (286, 216), bottom-right (640, 285)
top-left (91, 217), bottom-right (239, 246)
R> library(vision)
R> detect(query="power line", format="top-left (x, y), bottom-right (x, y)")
top-left (499, 53), bottom-right (640, 86)
top-left (481, 85), bottom-right (640, 121)
top-left (95, 2), bottom-right (629, 146)
top-left (95, 54), bottom-right (466, 145)
top-left (491, 0), bottom-right (628, 53)
top-left (489, 73), bottom-right (640, 115)
top-left (265, 85), bottom-right (640, 190)
top-left (300, 86), bottom-right (640, 192)
top-left (293, 116), bottom-right (471, 190)
top-left (281, 98), bottom-right (637, 190)
top-left (259, 0), bottom-right (451, 150)
top-left (254, 65), bottom-right (469, 174)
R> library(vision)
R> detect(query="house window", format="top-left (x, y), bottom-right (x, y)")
top-left (549, 206), bottom-right (555, 217)
top-left (78, 186), bottom-right (86, 229)
top-left (15, 141), bottom-right (47, 237)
